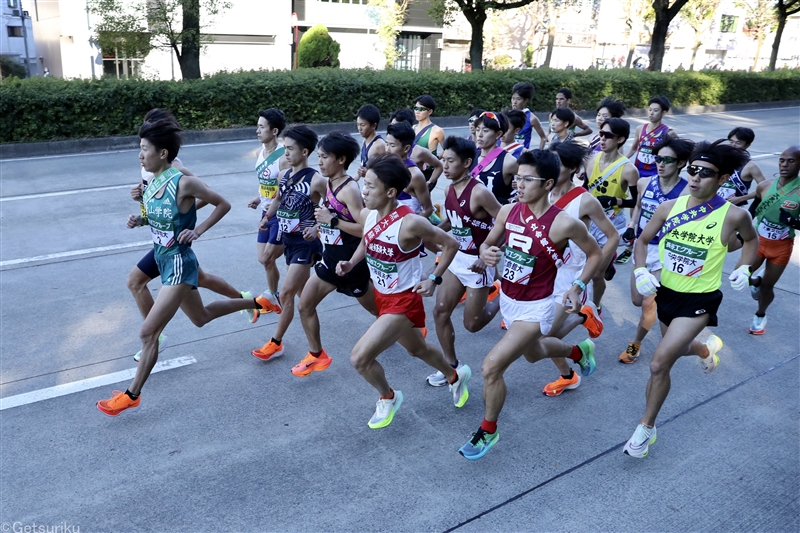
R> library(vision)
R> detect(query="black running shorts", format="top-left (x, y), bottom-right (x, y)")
top-left (655, 285), bottom-right (723, 327)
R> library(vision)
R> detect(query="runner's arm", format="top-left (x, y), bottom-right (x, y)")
top-left (731, 206), bottom-right (758, 269)
top-left (336, 208), bottom-right (370, 275)
top-left (633, 200), bottom-right (675, 268)
top-left (479, 204), bottom-right (512, 267)
top-left (438, 185), bottom-right (452, 232)
top-left (369, 138), bottom-right (386, 160)
top-left (261, 188), bottom-right (282, 230)
top-left (626, 126), bottom-right (642, 158)
top-left (176, 175), bottom-right (231, 243)
top-left (584, 194), bottom-right (621, 274)
top-left (555, 213), bottom-right (602, 312)
top-left (573, 116), bottom-right (593, 138)
top-left (474, 185), bottom-right (503, 220)
top-left (417, 148), bottom-right (444, 189)
top-left (315, 183), bottom-right (365, 239)
top-left (531, 115), bottom-right (547, 149)
top-left (409, 169), bottom-right (434, 218)
top-left (407, 215), bottom-right (458, 296)
top-left (429, 126), bottom-right (445, 154)
top-left (503, 154), bottom-right (519, 186)
top-left (730, 161), bottom-right (766, 205)
top-left (627, 176), bottom-right (648, 236)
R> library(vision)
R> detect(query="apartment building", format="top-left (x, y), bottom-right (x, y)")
top-left (1, 0), bottom-right (39, 76)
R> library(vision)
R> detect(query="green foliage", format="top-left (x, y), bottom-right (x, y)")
top-left (298, 25), bottom-right (341, 69)
top-left (1, 68), bottom-right (798, 143)
top-left (492, 54), bottom-right (515, 70)
top-left (0, 56), bottom-right (27, 80)
top-left (523, 46), bottom-right (535, 68)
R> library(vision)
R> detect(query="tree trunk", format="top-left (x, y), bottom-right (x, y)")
top-left (751, 35), bottom-right (764, 71)
top-left (769, 11), bottom-right (787, 71)
top-left (543, 25), bottom-right (556, 67)
top-left (464, 7), bottom-right (487, 71)
top-left (179, 0), bottom-right (202, 79)
top-left (649, 14), bottom-right (669, 71)
top-left (690, 37), bottom-right (701, 71)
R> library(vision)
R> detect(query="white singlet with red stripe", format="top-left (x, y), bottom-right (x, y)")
top-left (549, 190), bottom-right (592, 302)
top-left (364, 207), bottom-right (422, 294)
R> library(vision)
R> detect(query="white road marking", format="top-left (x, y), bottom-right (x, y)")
top-left (750, 152), bottom-right (780, 160)
top-left (0, 241), bottom-right (151, 267)
top-left (0, 184), bottom-right (132, 202)
top-left (0, 355), bottom-right (197, 410)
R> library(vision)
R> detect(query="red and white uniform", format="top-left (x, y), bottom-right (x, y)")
top-left (550, 187), bottom-right (592, 304)
top-left (444, 178), bottom-right (495, 288)
top-left (499, 203), bottom-right (563, 334)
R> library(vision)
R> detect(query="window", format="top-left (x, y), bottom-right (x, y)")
top-left (8, 0), bottom-right (18, 8)
top-left (7, 26), bottom-right (23, 37)
top-left (720, 15), bottom-right (738, 33)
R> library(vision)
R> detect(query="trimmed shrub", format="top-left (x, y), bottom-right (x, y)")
top-left (298, 24), bottom-right (340, 68)
top-left (1, 68), bottom-right (797, 143)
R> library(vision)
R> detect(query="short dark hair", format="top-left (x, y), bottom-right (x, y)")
top-left (512, 82), bottom-right (534, 100)
top-left (318, 131), bottom-right (361, 170)
top-left (557, 87), bottom-right (573, 100)
top-left (596, 97), bottom-right (626, 117)
top-left (386, 121), bottom-right (415, 149)
top-left (283, 125), bottom-right (318, 154)
top-left (143, 108), bottom-right (177, 125)
top-left (414, 94), bottom-right (436, 111)
top-left (728, 127), bottom-right (755, 146)
top-left (469, 108), bottom-right (485, 119)
top-left (517, 149), bottom-right (561, 183)
top-left (442, 136), bottom-right (476, 166)
top-left (390, 108), bottom-right (416, 126)
top-left (505, 110), bottom-right (527, 132)
top-left (648, 96), bottom-right (671, 112)
top-left (600, 118), bottom-right (631, 145)
top-left (550, 108), bottom-right (575, 128)
top-left (549, 140), bottom-right (588, 173)
top-left (357, 104), bottom-right (381, 127)
top-left (139, 118), bottom-right (182, 163)
top-left (475, 112), bottom-right (508, 134)
top-left (653, 136), bottom-right (695, 162)
top-left (258, 108), bottom-right (287, 135)
top-left (366, 153), bottom-right (411, 193)
top-left (690, 139), bottom-right (750, 178)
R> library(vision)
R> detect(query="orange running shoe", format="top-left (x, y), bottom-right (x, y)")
top-left (459, 291), bottom-right (467, 304)
top-left (255, 292), bottom-right (282, 315)
top-left (542, 373), bottom-right (581, 397)
top-left (619, 342), bottom-right (641, 364)
top-left (252, 339), bottom-right (285, 361)
top-left (292, 350), bottom-right (332, 377)
top-left (421, 327), bottom-right (427, 339)
top-left (579, 303), bottom-right (603, 338)
top-left (487, 281), bottom-right (501, 303)
top-left (97, 390), bottom-right (140, 416)
top-left (500, 319), bottom-right (507, 330)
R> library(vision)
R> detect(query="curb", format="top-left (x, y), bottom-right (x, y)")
top-left (2, 100), bottom-right (797, 160)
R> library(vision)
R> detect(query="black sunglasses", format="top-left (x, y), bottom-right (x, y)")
top-left (597, 130), bottom-right (617, 139)
top-left (654, 155), bottom-right (678, 164)
top-left (687, 165), bottom-right (718, 178)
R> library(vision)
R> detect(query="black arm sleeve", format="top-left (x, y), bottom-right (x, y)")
top-left (619, 185), bottom-right (638, 208)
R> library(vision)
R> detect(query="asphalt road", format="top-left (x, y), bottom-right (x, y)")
top-left (1, 107), bottom-right (799, 533)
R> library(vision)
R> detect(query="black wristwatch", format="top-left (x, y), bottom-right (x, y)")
top-left (329, 214), bottom-right (339, 228)
top-left (428, 274), bottom-right (443, 285)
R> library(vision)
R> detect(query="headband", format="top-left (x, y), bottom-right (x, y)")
top-left (690, 153), bottom-right (721, 169)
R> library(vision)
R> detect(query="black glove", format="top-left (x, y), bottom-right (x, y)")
top-left (779, 208), bottom-right (800, 229)
top-left (622, 227), bottom-right (636, 243)
top-left (597, 196), bottom-right (617, 209)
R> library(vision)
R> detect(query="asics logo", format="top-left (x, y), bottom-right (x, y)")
top-left (706, 222), bottom-right (717, 229)
top-left (695, 309), bottom-right (706, 315)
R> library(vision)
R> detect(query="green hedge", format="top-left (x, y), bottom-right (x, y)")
top-left (1, 68), bottom-right (798, 143)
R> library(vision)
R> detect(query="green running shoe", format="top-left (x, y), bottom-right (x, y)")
top-left (459, 428), bottom-right (499, 460)
top-left (133, 333), bottom-right (168, 362)
top-left (576, 339), bottom-right (596, 376)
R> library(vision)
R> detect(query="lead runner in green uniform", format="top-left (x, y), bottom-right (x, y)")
top-left (97, 118), bottom-right (277, 417)
top-left (623, 140), bottom-right (757, 458)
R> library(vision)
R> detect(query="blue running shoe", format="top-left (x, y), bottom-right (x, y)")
top-left (576, 339), bottom-right (596, 376)
top-left (459, 428), bottom-right (499, 460)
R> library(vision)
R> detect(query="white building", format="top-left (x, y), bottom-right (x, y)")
top-left (1, 0), bottom-right (39, 76)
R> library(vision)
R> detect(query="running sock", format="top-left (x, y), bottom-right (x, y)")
top-left (125, 389), bottom-right (139, 400)
top-left (448, 370), bottom-right (458, 385)
top-left (271, 337), bottom-right (282, 346)
top-left (380, 389), bottom-right (395, 400)
top-left (480, 419), bottom-right (497, 434)
top-left (310, 350), bottom-right (322, 358)
top-left (568, 345), bottom-right (583, 362)
top-left (755, 312), bottom-right (766, 318)
top-left (254, 298), bottom-right (263, 309)
top-left (750, 276), bottom-right (762, 287)
top-left (561, 369), bottom-right (575, 380)
top-left (450, 360), bottom-right (460, 369)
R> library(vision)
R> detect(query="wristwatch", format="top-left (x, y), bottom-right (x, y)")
top-left (428, 274), bottom-right (443, 285)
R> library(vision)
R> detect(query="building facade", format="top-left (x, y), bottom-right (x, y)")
top-left (1, 0), bottom-right (39, 76)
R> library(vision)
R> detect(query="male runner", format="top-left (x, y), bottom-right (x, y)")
top-left (619, 136), bottom-right (692, 364)
top-left (554, 88), bottom-right (592, 137)
top-left (620, 96), bottom-right (677, 263)
top-left (248, 108), bottom-right (289, 309)
top-left (587, 97), bottom-right (626, 153)
top-left (466, 109), bottom-right (485, 143)
top-left (355, 104), bottom-right (386, 180)
top-left (473, 112), bottom-right (518, 205)
top-left (459, 150), bottom-right (601, 459)
top-left (428, 136), bottom-right (502, 386)
top-left (541, 141), bottom-right (618, 396)
top-left (511, 82), bottom-right (547, 149)
top-left (500, 110), bottom-right (526, 158)
top-left (413, 95), bottom-right (445, 154)
top-left (717, 127), bottom-right (766, 206)
top-left (252, 125), bottom-right (327, 361)
top-left (390, 108), bottom-right (444, 191)
top-left (623, 140), bottom-right (756, 458)
top-left (746, 146), bottom-right (800, 335)
top-left (294, 132), bottom-right (377, 376)
top-left (546, 108), bottom-right (576, 147)
top-left (585, 118), bottom-right (639, 309)
top-left (336, 154), bottom-right (469, 428)
top-left (385, 121), bottom-right (434, 219)
top-left (98, 118), bottom-right (274, 416)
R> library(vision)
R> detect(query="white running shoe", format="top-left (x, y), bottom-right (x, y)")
top-left (133, 333), bottom-right (168, 362)
top-left (749, 314), bottom-right (767, 335)
top-left (449, 365), bottom-right (472, 408)
top-left (367, 391), bottom-right (403, 429)
top-left (700, 335), bottom-right (722, 374)
top-left (623, 424), bottom-right (657, 458)
top-left (426, 362), bottom-right (464, 387)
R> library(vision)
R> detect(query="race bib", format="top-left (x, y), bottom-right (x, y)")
top-left (150, 226), bottom-right (175, 248)
top-left (637, 146), bottom-right (655, 165)
top-left (716, 182), bottom-right (737, 200)
top-left (259, 183), bottom-right (278, 200)
top-left (366, 255), bottom-right (399, 290)
top-left (501, 247), bottom-right (536, 284)
top-left (319, 223), bottom-right (342, 245)
top-left (663, 239), bottom-right (706, 277)
top-left (451, 226), bottom-right (475, 252)
top-left (277, 208), bottom-right (301, 234)
top-left (757, 218), bottom-right (790, 241)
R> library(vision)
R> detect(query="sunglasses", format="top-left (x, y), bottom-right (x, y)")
top-left (687, 165), bottom-right (719, 178)
top-left (413, 106), bottom-right (429, 112)
top-left (480, 111), bottom-right (498, 121)
top-left (468, 117), bottom-right (477, 124)
top-left (513, 175), bottom-right (547, 184)
top-left (654, 155), bottom-right (678, 164)
top-left (597, 130), bottom-right (617, 139)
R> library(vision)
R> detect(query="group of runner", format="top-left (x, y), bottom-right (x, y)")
top-left (97, 85), bottom-right (800, 462)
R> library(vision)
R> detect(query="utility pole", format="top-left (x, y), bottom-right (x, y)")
top-left (19, 0), bottom-right (31, 77)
